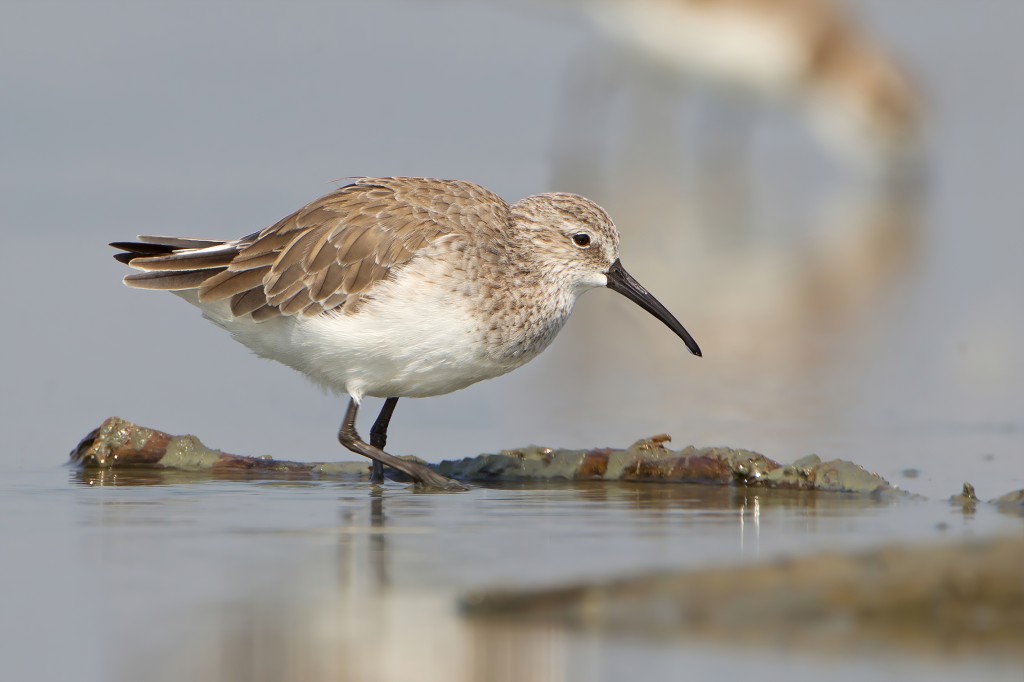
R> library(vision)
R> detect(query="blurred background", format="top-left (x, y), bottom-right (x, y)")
top-left (2, 1), bottom-right (1023, 680)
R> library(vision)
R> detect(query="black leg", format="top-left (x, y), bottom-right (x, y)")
top-left (337, 398), bottom-right (465, 491)
top-left (368, 397), bottom-right (400, 483)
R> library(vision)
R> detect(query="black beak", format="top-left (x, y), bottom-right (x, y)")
top-left (605, 259), bottom-right (702, 357)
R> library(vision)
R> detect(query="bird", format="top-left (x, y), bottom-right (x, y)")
top-left (111, 177), bottom-right (702, 489)
top-left (571, 0), bottom-right (921, 174)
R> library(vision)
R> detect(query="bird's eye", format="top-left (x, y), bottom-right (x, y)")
top-left (572, 233), bottom-right (592, 248)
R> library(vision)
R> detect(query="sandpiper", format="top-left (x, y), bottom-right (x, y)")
top-left (584, 0), bottom-right (921, 169)
top-left (112, 177), bottom-right (701, 489)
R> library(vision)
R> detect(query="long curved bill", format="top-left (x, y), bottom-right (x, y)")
top-left (605, 259), bottom-right (702, 357)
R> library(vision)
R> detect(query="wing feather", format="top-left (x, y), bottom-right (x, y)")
top-left (278, 288), bottom-right (313, 316)
top-left (114, 177), bottom-right (510, 321)
top-left (311, 263), bottom-right (347, 302)
top-left (230, 288), bottom-right (269, 317)
top-left (264, 263), bottom-right (307, 300)
top-left (124, 269), bottom-right (220, 290)
top-left (251, 305), bottom-right (278, 321)
top-left (199, 266), bottom-right (271, 301)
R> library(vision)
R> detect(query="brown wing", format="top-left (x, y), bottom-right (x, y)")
top-left (124, 177), bottom-right (509, 321)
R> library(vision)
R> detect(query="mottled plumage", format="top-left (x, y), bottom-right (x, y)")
top-left (112, 177), bottom-right (700, 488)
top-left (118, 178), bottom-right (506, 320)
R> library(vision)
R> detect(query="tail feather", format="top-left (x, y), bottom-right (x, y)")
top-left (112, 237), bottom-right (238, 291)
top-left (123, 269), bottom-right (224, 290)
top-left (127, 245), bottom-right (238, 272)
top-left (135, 235), bottom-right (226, 249)
top-left (109, 241), bottom-right (177, 261)
top-left (112, 235), bottom-right (272, 315)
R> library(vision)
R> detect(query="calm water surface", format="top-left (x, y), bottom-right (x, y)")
top-left (3, 466), bottom-right (1022, 681)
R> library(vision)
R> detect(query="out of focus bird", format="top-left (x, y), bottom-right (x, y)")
top-left (567, 0), bottom-right (922, 174)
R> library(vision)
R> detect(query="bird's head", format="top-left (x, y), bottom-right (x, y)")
top-left (510, 192), bottom-right (701, 357)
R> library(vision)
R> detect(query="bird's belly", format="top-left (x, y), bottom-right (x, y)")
top-left (296, 308), bottom-right (505, 400)
top-left (197, 268), bottom-right (513, 401)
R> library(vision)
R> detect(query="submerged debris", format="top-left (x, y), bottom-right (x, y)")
top-left (950, 482), bottom-right (979, 513)
top-left (461, 537), bottom-right (1024, 659)
top-left (991, 488), bottom-right (1024, 511)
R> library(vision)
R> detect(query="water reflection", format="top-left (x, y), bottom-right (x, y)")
top-left (92, 480), bottom-right (1019, 682)
top-left (739, 493), bottom-right (760, 557)
top-left (72, 466), bottom-right (341, 487)
top-left (336, 487), bottom-right (392, 593)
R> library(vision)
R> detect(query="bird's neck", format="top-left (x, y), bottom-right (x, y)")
top-left (475, 237), bottom-right (579, 368)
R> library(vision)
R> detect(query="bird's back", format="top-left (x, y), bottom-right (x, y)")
top-left (112, 177), bottom-right (511, 320)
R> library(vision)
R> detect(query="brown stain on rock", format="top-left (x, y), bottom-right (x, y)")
top-left (70, 417), bottom-right (173, 466)
top-left (577, 449), bottom-right (613, 478)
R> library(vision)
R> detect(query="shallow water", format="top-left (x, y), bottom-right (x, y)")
top-left (3, 0), bottom-right (1024, 679)
top-left (4, 466), bottom-right (1022, 682)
